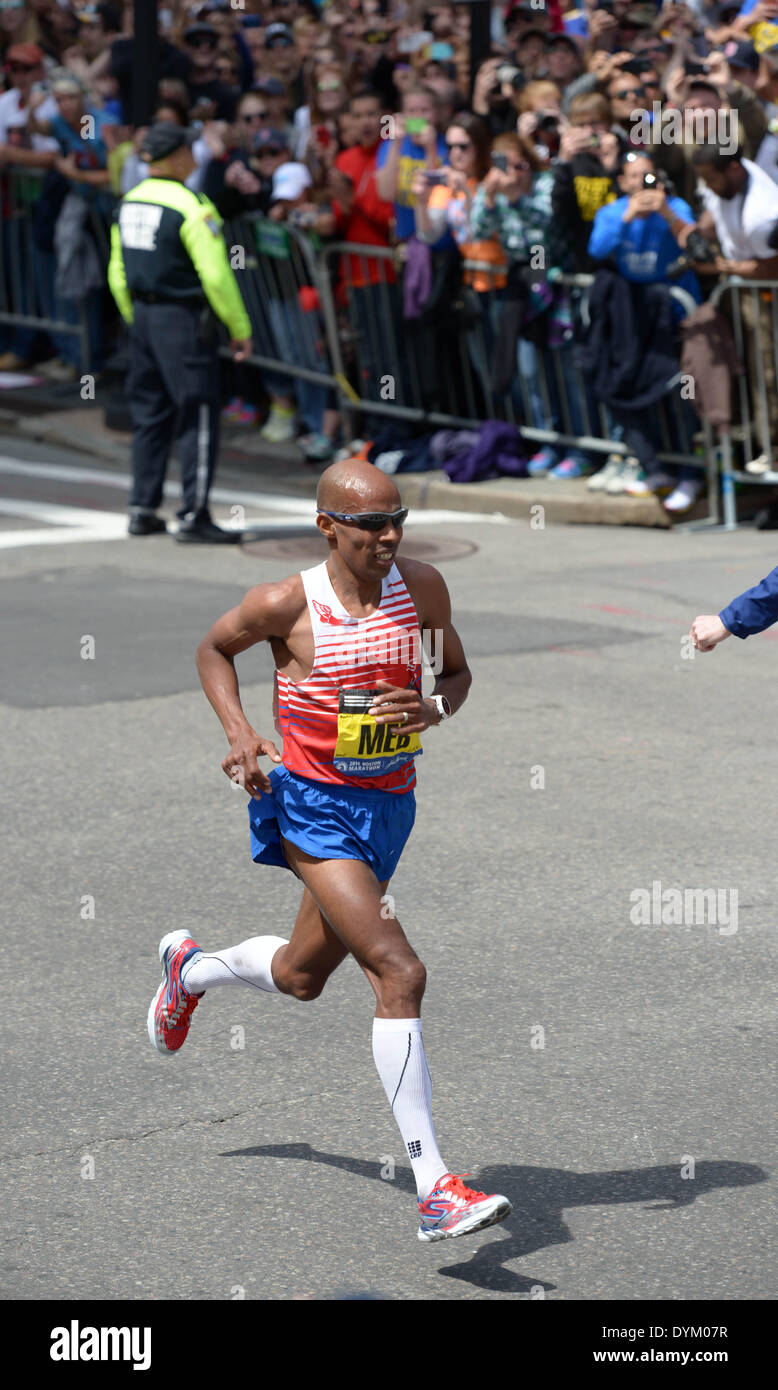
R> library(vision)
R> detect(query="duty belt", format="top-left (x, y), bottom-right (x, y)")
top-left (130, 291), bottom-right (206, 307)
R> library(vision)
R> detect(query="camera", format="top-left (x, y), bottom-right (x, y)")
top-left (685, 229), bottom-right (717, 262)
top-left (685, 60), bottom-right (711, 77)
top-left (495, 63), bottom-right (525, 93)
top-left (643, 172), bottom-right (658, 188)
top-left (289, 207), bottom-right (319, 230)
top-left (666, 228), bottom-right (717, 277)
top-left (491, 151), bottom-right (509, 172)
top-left (537, 114), bottom-right (559, 134)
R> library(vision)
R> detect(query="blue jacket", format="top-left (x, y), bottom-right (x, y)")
top-left (588, 196), bottom-right (701, 309)
top-left (720, 565), bottom-right (778, 638)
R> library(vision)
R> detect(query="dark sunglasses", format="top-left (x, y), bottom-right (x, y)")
top-left (242, 110), bottom-right (269, 121)
top-left (320, 508), bottom-right (408, 531)
top-left (613, 87), bottom-right (644, 100)
top-left (8, 62), bottom-right (36, 73)
top-left (188, 35), bottom-right (217, 49)
top-left (446, 140), bottom-right (471, 152)
top-left (257, 143), bottom-right (283, 155)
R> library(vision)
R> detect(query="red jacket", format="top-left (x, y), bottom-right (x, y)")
top-left (332, 141), bottom-right (395, 288)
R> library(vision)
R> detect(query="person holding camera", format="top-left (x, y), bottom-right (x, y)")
top-left (412, 112), bottom-right (507, 400)
top-left (471, 131), bottom-right (596, 478)
top-left (472, 56), bottom-right (525, 136)
top-left (587, 150), bottom-right (703, 504)
top-left (374, 84), bottom-right (448, 240)
top-left (589, 152), bottom-right (700, 303)
top-left (516, 80), bottom-right (565, 165)
top-left (552, 91), bottom-right (621, 271)
top-left (693, 144), bottom-right (778, 472)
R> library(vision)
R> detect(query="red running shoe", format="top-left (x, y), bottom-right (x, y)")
top-left (147, 930), bottom-right (204, 1055)
top-left (417, 1173), bottom-right (512, 1242)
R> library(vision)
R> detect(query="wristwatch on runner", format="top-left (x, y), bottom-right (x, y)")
top-left (430, 694), bottom-right (451, 722)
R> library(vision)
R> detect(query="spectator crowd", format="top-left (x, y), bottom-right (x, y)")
top-left (5, 0), bottom-right (778, 515)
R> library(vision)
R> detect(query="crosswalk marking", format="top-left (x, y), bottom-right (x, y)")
top-left (0, 454), bottom-right (513, 532)
top-left (0, 497), bottom-right (129, 549)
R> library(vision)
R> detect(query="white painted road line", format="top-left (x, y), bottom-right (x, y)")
top-left (0, 455), bottom-right (514, 526)
top-left (0, 497), bottom-right (129, 549)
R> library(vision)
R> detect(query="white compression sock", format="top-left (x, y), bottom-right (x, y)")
top-left (181, 937), bottom-right (288, 994)
top-left (372, 1017), bottom-right (448, 1201)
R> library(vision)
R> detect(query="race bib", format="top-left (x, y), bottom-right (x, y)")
top-left (334, 688), bottom-right (422, 777)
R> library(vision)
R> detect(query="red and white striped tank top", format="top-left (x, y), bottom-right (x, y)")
top-left (276, 560), bottom-right (423, 794)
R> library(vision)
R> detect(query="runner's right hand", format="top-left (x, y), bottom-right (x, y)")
top-left (222, 732), bottom-right (282, 798)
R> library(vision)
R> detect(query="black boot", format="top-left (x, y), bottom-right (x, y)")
top-left (175, 514), bottom-right (242, 544)
top-left (128, 514), bottom-right (167, 536)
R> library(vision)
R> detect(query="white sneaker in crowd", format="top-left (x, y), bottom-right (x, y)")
top-left (260, 404), bottom-right (297, 443)
top-left (624, 469), bottom-right (676, 498)
top-left (664, 479), bottom-right (704, 513)
top-left (605, 456), bottom-right (642, 495)
top-left (587, 455), bottom-right (624, 491)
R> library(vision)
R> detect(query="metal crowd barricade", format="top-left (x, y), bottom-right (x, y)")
top-left (702, 276), bottom-right (778, 531)
top-left (0, 182), bottom-right (746, 526)
top-left (314, 242), bottom-right (707, 489)
top-left (0, 166), bottom-right (113, 372)
top-left (222, 213), bottom-right (355, 424)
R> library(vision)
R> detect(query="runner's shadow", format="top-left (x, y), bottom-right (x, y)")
top-left (220, 1144), bottom-right (766, 1294)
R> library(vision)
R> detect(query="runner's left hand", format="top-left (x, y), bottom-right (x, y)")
top-left (368, 679), bottom-right (438, 732)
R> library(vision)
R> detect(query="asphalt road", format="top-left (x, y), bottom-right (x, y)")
top-left (1, 436), bottom-right (776, 1302)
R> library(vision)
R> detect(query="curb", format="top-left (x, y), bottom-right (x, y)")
top-left (6, 408), bottom-right (672, 528)
top-left (393, 470), bottom-right (671, 527)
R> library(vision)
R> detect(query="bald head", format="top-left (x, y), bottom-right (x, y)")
top-left (316, 459), bottom-right (401, 515)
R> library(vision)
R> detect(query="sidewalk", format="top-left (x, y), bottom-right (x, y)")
top-left (0, 379), bottom-right (683, 527)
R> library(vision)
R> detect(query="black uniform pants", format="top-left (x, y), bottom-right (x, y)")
top-left (127, 300), bottom-right (220, 521)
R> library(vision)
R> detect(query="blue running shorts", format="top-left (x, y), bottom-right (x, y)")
top-left (248, 765), bottom-right (416, 883)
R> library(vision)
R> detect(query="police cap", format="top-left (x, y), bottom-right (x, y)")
top-left (140, 122), bottom-right (197, 163)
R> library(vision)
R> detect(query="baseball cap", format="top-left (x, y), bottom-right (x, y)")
top-left (265, 23), bottom-right (295, 49)
top-left (517, 28), bottom-right (549, 46)
top-left (548, 34), bottom-right (579, 54)
top-left (271, 161), bottom-right (312, 201)
top-left (50, 68), bottom-right (87, 96)
top-left (724, 39), bottom-right (759, 73)
top-left (184, 22), bottom-right (218, 43)
top-left (623, 4), bottom-right (659, 27)
top-left (139, 122), bottom-right (196, 162)
top-left (254, 127), bottom-right (288, 152)
top-left (6, 43), bottom-right (44, 66)
top-left (252, 76), bottom-right (286, 97)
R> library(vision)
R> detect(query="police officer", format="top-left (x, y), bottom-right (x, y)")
top-left (107, 123), bottom-right (253, 542)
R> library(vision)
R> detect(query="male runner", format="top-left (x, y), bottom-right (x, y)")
top-left (691, 564), bottom-right (778, 650)
top-left (146, 458), bottom-right (512, 1243)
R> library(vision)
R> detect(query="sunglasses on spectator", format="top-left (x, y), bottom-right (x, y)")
top-left (242, 110), bottom-right (269, 121)
top-left (8, 61), bottom-right (37, 73)
top-left (257, 144), bottom-right (284, 156)
top-left (446, 140), bottom-right (471, 152)
top-left (320, 508), bottom-right (408, 531)
top-left (613, 87), bottom-right (644, 100)
top-left (188, 36), bottom-right (217, 49)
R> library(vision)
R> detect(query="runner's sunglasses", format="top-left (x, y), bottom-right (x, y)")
top-left (320, 508), bottom-right (408, 531)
